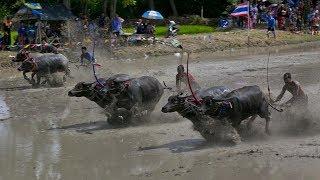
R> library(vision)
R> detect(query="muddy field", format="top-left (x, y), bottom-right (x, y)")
top-left (1, 43), bottom-right (320, 180)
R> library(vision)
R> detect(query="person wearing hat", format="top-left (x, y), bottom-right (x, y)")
top-left (274, 73), bottom-right (308, 107)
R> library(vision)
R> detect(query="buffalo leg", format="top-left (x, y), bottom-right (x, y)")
top-left (23, 72), bottom-right (32, 83)
top-left (265, 117), bottom-right (271, 135)
top-left (246, 115), bottom-right (257, 130)
top-left (36, 75), bottom-right (41, 85)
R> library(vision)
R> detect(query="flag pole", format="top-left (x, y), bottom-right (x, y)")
top-left (247, 0), bottom-right (250, 46)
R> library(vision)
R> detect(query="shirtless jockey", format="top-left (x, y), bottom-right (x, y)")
top-left (176, 64), bottom-right (201, 93)
top-left (274, 73), bottom-right (308, 107)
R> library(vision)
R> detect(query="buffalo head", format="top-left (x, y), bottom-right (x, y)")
top-left (17, 60), bottom-right (36, 72)
top-left (12, 49), bottom-right (30, 62)
top-left (161, 94), bottom-right (188, 113)
top-left (68, 82), bottom-right (94, 97)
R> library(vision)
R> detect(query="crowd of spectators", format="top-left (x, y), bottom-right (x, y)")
top-left (239, 0), bottom-right (320, 35)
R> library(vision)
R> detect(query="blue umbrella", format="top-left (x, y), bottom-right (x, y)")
top-left (142, 10), bottom-right (164, 20)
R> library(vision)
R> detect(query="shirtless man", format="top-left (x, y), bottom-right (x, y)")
top-left (274, 73), bottom-right (308, 107)
top-left (176, 64), bottom-right (201, 93)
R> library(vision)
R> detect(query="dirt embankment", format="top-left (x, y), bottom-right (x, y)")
top-left (1, 29), bottom-right (320, 69)
top-left (112, 29), bottom-right (320, 58)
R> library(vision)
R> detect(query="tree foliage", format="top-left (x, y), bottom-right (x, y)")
top-left (1, 0), bottom-right (233, 20)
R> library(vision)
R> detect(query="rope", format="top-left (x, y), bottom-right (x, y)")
top-left (91, 40), bottom-right (105, 87)
top-left (186, 52), bottom-right (201, 105)
top-left (266, 47), bottom-right (283, 112)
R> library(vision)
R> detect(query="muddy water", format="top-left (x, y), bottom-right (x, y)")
top-left (1, 45), bottom-right (320, 179)
top-left (0, 95), bottom-right (10, 120)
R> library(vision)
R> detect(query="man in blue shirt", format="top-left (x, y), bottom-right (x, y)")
top-left (266, 12), bottom-right (276, 38)
top-left (111, 14), bottom-right (123, 36)
top-left (80, 46), bottom-right (95, 65)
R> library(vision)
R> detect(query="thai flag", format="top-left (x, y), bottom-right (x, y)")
top-left (231, 2), bottom-right (249, 17)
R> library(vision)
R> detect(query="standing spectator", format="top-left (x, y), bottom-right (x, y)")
top-left (311, 10), bottom-right (320, 35)
top-left (251, 4), bottom-right (259, 28)
top-left (2, 17), bottom-right (12, 47)
top-left (82, 15), bottom-right (89, 30)
top-left (277, 4), bottom-right (288, 30)
top-left (98, 13), bottom-right (106, 28)
top-left (266, 12), bottom-right (276, 38)
top-left (18, 22), bottom-right (26, 45)
top-left (80, 46), bottom-right (95, 65)
top-left (111, 14), bottom-right (124, 36)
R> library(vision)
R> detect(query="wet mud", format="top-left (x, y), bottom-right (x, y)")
top-left (1, 45), bottom-right (320, 179)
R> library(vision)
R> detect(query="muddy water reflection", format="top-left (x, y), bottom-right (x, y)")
top-left (0, 95), bottom-right (10, 120)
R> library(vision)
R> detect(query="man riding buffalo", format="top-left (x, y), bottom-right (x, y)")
top-left (274, 73), bottom-right (308, 107)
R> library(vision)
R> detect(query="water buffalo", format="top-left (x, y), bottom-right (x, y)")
top-left (161, 86), bottom-right (241, 144)
top-left (68, 74), bottom-right (164, 125)
top-left (15, 50), bottom-right (70, 86)
top-left (202, 85), bottom-right (271, 135)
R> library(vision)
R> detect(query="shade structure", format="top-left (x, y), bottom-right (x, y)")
top-left (142, 10), bottom-right (164, 20)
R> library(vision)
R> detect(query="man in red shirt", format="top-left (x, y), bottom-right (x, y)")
top-left (176, 64), bottom-right (201, 93)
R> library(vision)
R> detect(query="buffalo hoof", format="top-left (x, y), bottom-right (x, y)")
top-left (265, 130), bottom-right (271, 135)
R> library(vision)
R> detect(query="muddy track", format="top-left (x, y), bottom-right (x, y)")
top-left (1, 45), bottom-right (320, 179)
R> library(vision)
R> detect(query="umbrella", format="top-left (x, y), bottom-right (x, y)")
top-left (25, 3), bottom-right (42, 10)
top-left (142, 10), bottom-right (164, 20)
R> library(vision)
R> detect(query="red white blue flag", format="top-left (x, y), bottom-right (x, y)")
top-left (231, 2), bottom-right (249, 17)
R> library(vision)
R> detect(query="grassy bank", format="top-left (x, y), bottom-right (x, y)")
top-left (123, 25), bottom-right (215, 36)
top-left (112, 29), bottom-right (320, 58)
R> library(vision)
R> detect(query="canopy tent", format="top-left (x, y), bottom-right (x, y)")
top-left (14, 3), bottom-right (74, 21)
top-left (13, 3), bottom-right (75, 45)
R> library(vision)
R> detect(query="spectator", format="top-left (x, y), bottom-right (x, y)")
top-left (277, 4), bottom-right (288, 30)
top-left (311, 10), bottom-right (320, 35)
top-left (251, 4), bottom-right (259, 28)
top-left (145, 20), bottom-right (155, 36)
top-left (82, 15), bottom-right (89, 30)
top-left (80, 46), bottom-right (95, 65)
top-left (18, 22), bottom-right (27, 45)
top-left (111, 14), bottom-right (124, 36)
top-left (266, 12), bottom-right (276, 38)
top-left (98, 13), bottom-right (106, 28)
top-left (167, 20), bottom-right (179, 37)
top-left (2, 17), bottom-right (12, 47)
top-left (0, 33), bottom-right (3, 50)
top-left (135, 19), bottom-right (145, 34)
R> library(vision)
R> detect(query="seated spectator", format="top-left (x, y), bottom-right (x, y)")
top-left (145, 20), bottom-right (155, 36)
top-left (135, 19), bottom-right (145, 34)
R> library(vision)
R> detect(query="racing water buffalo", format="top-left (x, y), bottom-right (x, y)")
top-left (14, 50), bottom-right (70, 86)
top-left (68, 74), bottom-right (164, 125)
top-left (202, 85), bottom-right (271, 135)
top-left (161, 86), bottom-right (241, 144)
